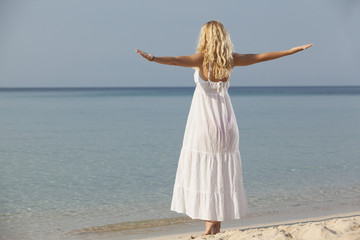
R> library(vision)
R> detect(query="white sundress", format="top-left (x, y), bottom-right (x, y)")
top-left (170, 67), bottom-right (248, 221)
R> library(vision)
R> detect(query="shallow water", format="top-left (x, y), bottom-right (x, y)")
top-left (1, 86), bottom-right (360, 239)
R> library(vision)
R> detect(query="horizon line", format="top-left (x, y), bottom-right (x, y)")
top-left (1, 85), bottom-right (360, 89)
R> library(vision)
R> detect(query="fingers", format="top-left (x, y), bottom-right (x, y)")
top-left (136, 49), bottom-right (146, 56)
top-left (292, 43), bottom-right (312, 53)
top-left (301, 43), bottom-right (313, 50)
top-left (135, 49), bottom-right (153, 61)
top-left (305, 43), bottom-right (313, 49)
top-left (136, 49), bottom-right (147, 57)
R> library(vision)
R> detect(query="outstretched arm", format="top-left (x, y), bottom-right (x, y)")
top-left (233, 43), bottom-right (313, 66)
top-left (135, 49), bottom-right (203, 68)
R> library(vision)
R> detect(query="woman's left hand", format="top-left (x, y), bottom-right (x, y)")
top-left (290, 43), bottom-right (313, 54)
top-left (135, 49), bottom-right (154, 61)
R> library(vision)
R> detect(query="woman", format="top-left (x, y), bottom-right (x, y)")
top-left (136, 20), bottom-right (312, 235)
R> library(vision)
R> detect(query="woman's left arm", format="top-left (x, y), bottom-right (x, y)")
top-left (135, 49), bottom-right (203, 68)
top-left (233, 43), bottom-right (313, 66)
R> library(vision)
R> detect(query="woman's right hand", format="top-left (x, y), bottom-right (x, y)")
top-left (135, 49), bottom-right (154, 61)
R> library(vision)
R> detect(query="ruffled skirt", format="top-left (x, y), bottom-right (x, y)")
top-left (171, 73), bottom-right (248, 221)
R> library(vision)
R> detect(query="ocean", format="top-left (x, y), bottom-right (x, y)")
top-left (1, 86), bottom-right (360, 239)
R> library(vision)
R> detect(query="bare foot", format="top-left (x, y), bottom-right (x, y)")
top-left (201, 221), bottom-right (220, 236)
top-left (212, 222), bottom-right (221, 234)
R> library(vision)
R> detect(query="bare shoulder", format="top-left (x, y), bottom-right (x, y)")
top-left (189, 52), bottom-right (204, 64)
top-left (232, 52), bottom-right (257, 67)
top-left (175, 52), bottom-right (203, 67)
top-left (232, 52), bottom-right (247, 60)
top-left (192, 52), bottom-right (204, 58)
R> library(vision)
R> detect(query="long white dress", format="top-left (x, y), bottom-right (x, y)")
top-left (170, 68), bottom-right (248, 221)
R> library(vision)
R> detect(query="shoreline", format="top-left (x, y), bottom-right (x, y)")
top-left (144, 211), bottom-right (360, 240)
top-left (70, 210), bottom-right (360, 240)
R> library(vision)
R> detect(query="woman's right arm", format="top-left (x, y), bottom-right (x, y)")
top-left (233, 43), bottom-right (312, 66)
top-left (135, 49), bottom-right (203, 68)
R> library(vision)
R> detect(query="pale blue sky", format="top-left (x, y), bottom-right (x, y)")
top-left (0, 0), bottom-right (359, 87)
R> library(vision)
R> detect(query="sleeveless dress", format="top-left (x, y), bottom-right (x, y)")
top-left (170, 67), bottom-right (248, 221)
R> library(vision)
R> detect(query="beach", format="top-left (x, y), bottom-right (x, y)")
top-left (145, 212), bottom-right (360, 240)
top-left (1, 87), bottom-right (360, 240)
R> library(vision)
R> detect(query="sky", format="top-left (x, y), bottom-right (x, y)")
top-left (0, 0), bottom-right (359, 87)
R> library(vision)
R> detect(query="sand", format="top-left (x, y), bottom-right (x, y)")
top-left (145, 213), bottom-right (360, 240)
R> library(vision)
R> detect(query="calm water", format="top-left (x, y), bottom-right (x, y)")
top-left (1, 86), bottom-right (360, 239)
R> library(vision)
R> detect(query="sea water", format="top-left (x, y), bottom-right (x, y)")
top-left (1, 86), bottom-right (360, 239)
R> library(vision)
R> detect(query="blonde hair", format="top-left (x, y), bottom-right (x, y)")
top-left (197, 20), bottom-right (234, 79)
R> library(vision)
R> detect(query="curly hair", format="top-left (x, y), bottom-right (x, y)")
top-left (197, 20), bottom-right (234, 79)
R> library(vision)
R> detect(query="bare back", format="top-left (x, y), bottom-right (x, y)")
top-left (197, 62), bottom-right (231, 83)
